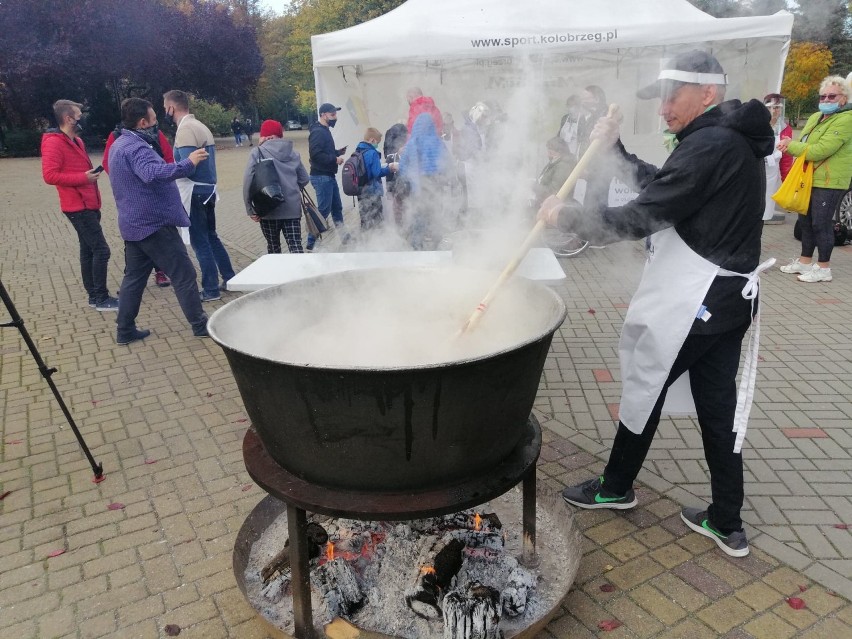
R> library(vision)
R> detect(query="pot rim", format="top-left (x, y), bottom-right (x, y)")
top-left (208, 267), bottom-right (567, 372)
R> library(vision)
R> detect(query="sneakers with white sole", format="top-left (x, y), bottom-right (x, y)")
top-left (797, 265), bottom-right (832, 282)
top-left (680, 507), bottom-right (749, 557)
top-left (561, 476), bottom-right (638, 510)
top-left (779, 258), bottom-right (813, 275)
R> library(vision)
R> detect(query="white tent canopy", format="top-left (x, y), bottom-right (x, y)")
top-left (311, 0), bottom-right (793, 221)
top-left (312, 0), bottom-right (792, 161)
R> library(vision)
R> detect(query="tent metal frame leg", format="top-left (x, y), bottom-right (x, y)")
top-left (0, 278), bottom-right (104, 482)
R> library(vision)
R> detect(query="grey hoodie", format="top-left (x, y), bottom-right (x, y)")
top-left (243, 138), bottom-right (310, 220)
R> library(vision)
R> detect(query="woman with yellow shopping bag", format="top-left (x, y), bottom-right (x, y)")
top-left (776, 76), bottom-right (852, 282)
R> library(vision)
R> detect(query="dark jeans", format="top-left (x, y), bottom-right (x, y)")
top-left (603, 322), bottom-right (751, 533)
top-left (116, 227), bottom-right (207, 338)
top-left (65, 209), bottom-right (111, 302)
top-left (357, 193), bottom-right (384, 230)
top-left (307, 175), bottom-right (344, 248)
top-left (188, 193), bottom-right (235, 296)
top-left (259, 218), bottom-right (303, 254)
top-left (800, 187), bottom-right (843, 263)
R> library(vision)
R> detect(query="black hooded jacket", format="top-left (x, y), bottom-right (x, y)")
top-left (308, 121), bottom-right (341, 176)
top-left (562, 99), bottom-right (775, 334)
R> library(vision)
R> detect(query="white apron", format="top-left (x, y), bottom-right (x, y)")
top-left (174, 116), bottom-right (217, 244)
top-left (619, 227), bottom-right (774, 453)
top-left (763, 138), bottom-right (782, 220)
top-left (176, 178), bottom-right (216, 245)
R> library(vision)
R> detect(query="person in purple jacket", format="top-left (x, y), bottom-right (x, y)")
top-left (108, 98), bottom-right (210, 345)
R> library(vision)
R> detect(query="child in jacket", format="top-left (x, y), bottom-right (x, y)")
top-left (355, 127), bottom-right (398, 231)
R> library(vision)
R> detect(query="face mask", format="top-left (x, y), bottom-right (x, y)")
top-left (327, 118), bottom-right (337, 128)
top-left (73, 115), bottom-right (87, 131)
top-left (372, 142), bottom-right (379, 150)
top-left (136, 125), bottom-right (159, 144)
top-left (662, 130), bottom-right (678, 154)
top-left (819, 102), bottom-right (840, 115)
top-left (162, 110), bottom-right (175, 127)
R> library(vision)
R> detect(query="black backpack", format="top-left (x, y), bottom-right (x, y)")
top-left (341, 149), bottom-right (367, 196)
top-left (249, 148), bottom-right (286, 216)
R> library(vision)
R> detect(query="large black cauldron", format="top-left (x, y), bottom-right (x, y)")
top-left (208, 268), bottom-right (566, 492)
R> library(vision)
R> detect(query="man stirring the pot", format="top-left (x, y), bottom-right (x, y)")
top-left (539, 51), bottom-right (775, 557)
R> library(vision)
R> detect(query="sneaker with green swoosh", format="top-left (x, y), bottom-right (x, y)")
top-left (680, 507), bottom-right (749, 557)
top-left (561, 476), bottom-right (637, 510)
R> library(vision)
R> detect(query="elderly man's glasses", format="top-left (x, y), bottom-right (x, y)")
top-left (818, 93), bottom-right (840, 101)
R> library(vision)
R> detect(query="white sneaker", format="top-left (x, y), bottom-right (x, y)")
top-left (779, 259), bottom-right (813, 274)
top-left (797, 265), bottom-right (832, 282)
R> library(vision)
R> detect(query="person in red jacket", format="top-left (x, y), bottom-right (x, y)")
top-left (406, 87), bottom-right (443, 134)
top-left (104, 124), bottom-right (174, 287)
top-left (41, 100), bottom-right (118, 311)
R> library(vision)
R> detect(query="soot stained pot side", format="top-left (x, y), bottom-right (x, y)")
top-left (208, 268), bottom-right (567, 493)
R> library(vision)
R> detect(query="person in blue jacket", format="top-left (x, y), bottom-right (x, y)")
top-left (399, 113), bottom-right (454, 249)
top-left (355, 127), bottom-right (398, 231)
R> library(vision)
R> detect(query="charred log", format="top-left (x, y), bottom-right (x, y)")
top-left (441, 512), bottom-right (503, 533)
top-left (443, 581), bottom-right (502, 639)
top-left (261, 571), bottom-right (290, 603)
top-left (311, 558), bottom-right (365, 618)
top-left (501, 566), bottom-right (536, 617)
top-left (452, 530), bottom-right (505, 558)
top-left (260, 522), bottom-right (328, 585)
top-left (405, 536), bottom-right (465, 619)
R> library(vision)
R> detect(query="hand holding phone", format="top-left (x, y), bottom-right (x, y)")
top-left (93, 165), bottom-right (104, 173)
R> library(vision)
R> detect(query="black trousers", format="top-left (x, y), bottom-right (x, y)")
top-left (603, 321), bottom-right (750, 533)
top-left (116, 227), bottom-right (207, 338)
top-left (65, 209), bottom-right (111, 302)
top-left (800, 187), bottom-right (843, 263)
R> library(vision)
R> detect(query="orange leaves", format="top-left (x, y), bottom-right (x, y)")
top-left (782, 41), bottom-right (833, 104)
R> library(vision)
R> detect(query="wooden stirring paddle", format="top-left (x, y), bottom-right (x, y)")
top-left (458, 104), bottom-right (621, 334)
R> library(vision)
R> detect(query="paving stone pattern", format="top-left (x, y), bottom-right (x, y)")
top-left (1, 140), bottom-right (850, 637)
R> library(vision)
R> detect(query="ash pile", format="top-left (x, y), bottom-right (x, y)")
top-left (249, 508), bottom-right (542, 639)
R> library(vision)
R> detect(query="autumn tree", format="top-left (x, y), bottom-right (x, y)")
top-left (781, 41), bottom-right (833, 125)
top-left (282, 0), bottom-right (406, 115)
top-left (254, 15), bottom-right (299, 122)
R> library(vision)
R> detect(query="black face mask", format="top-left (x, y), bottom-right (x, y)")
top-left (73, 115), bottom-right (87, 131)
top-left (162, 110), bottom-right (175, 128)
top-left (327, 118), bottom-right (337, 128)
top-left (136, 125), bottom-right (159, 145)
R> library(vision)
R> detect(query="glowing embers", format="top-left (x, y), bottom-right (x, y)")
top-left (254, 509), bottom-right (537, 638)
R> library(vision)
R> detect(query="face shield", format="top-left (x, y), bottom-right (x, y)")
top-left (764, 98), bottom-right (786, 133)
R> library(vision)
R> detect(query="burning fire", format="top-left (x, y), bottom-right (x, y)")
top-left (326, 542), bottom-right (335, 562)
top-left (420, 565), bottom-right (436, 576)
top-left (474, 513), bottom-right (482, 531)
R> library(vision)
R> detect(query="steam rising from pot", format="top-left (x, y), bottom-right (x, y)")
top-left (208, 268), bottom-right (565, 369)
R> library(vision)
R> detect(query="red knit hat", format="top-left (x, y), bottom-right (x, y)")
top-left (259, 119), bottom-right (284, 138)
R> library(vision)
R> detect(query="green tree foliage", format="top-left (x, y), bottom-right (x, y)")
top-left (254, 15), bottom-right (299, 123)
top-left (790, 0), bottom-right (852, 74)
top-left (189, 96), bottom-right (242, 136)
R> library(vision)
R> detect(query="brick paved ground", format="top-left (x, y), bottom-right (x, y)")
top-left (1, 137), bottom-right (850, 638)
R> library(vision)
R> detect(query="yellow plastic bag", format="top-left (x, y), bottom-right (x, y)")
top-left (771, 154), bottom-right (813, 215)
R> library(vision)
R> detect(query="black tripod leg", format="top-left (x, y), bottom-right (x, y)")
top-left (0, 279), bottom-right (104, 481)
